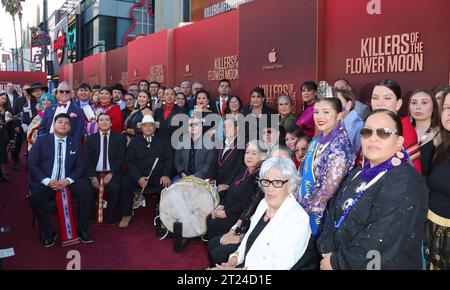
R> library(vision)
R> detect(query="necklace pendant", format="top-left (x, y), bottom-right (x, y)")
top-left (342, 198), bottom-right (354, 211)
top-left (396, 151), bottom-right (405, 159)
top-left (391, 157), bottom-right (401, 167)
top-left (356, 182), bottom-right (366, 193)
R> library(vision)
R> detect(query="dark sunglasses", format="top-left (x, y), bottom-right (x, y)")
top-left (259, 179), bottom-right (288, 188)
top-left (360, 127), bottom-right (400, 139)
top-left (59, 90), bottom-right (71, 94)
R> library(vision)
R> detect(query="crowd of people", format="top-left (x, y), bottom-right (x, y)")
top-left (0, 77), bottom-right (449, 270)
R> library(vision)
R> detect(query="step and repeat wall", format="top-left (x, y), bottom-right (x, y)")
top-left (57, 0), bottom-right (450, 113)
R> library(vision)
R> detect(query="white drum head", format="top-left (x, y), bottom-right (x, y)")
top-left (159, 177), bottom-right (219, 238)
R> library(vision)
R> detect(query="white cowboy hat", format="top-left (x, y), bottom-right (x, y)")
top-left (137, 115), bottom-right (159, 128)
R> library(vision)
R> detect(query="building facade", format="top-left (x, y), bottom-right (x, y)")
top-left (154, 0), bottom-right (191, 32)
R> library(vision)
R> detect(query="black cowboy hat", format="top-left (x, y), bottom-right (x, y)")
top-left (111, 83), bottom-right (127, 95)
top-left (26, 82), bottom-right (49, 94)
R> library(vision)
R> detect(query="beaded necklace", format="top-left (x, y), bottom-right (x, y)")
top-left (333, 154), bottom-right (402, 229)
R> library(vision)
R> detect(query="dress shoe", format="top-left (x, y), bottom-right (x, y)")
top-left (43, 232), bottom-right (58, 248)
top-left (119, 216), bottom-right (132, 228)
top-left (106, 216), bottom-right (117, 226)
top-left (78, 230), bottom-right (94, 243)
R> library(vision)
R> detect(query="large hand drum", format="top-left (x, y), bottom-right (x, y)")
top-left (159, 177), bottom-right (219, 238)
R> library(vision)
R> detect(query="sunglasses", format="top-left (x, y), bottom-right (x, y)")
top-left (59, 90), bottom-right (71, 94)
top-left (259, 179), bottom-right (288, 188)
top-left (360, 127), bottom-right (400, 139)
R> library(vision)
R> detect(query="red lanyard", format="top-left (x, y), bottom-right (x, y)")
top-left (218, 141), bottom-right (237, 166)
top-left (234, 169), bottom-right (256, 186)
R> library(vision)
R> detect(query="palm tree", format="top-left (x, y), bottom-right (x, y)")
top-left (1, 0), bottom-right (22, 70)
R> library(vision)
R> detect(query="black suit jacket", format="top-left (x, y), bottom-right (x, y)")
top-left (216, 139), bottom-right (245, 185)
top-left (12, 96), bottom-right (27, 116)
top-left (154, 105), bottom-right (185, 141)
top-left (220, 168), bottom-right (260, 218)
top-left (28, 133), bottom-right (85, 190)
top-left (211, 96), bottom-right (230, 116)
top-left (6, 91), bottom-right (19, 113)
top-left (84, 131), bottom-right (126, 178)
top-left (126, 134), bottom-right (174, 182)
top-left (174, 136), bottom-right (217, 180)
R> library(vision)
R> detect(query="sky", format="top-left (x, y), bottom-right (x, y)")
top-left (0, 0), bottom-right (66, 52)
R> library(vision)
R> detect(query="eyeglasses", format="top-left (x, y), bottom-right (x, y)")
top-left (58, 90), bottom-right (71, 94)
top-left (360, 127), bottom-right (400, 140)
top-left (259, 179), bottom-right (289, 188)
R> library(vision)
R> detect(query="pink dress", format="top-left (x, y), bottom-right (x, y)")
top-left (296, 103), bottom-right (315, 138)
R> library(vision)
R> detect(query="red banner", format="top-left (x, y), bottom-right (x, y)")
top-left (322, 0), bottom-right (450, 108)
top-left (82, 52), bottom-right (107, 87)
top-left (127, 29), bottom-right (172, 86)
top-left (174, 10), bottom-right (239, 96)
top-left (238, 0), bottom-right (320, 113)
top-left (56, 0), bottom-right (450, 113)
top-left (107, 46), bottom-right (128, 86)
top-left (0, 71), bottom-right (47, 95)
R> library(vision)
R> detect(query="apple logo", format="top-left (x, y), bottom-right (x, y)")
top-left (268, 49), bottom-right (277, 64)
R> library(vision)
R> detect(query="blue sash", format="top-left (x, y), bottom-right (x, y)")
top-left (300, 138), bottom-right (322, 235)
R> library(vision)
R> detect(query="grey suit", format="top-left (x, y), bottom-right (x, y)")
top-left (174, 137), bottom-right (217, 180)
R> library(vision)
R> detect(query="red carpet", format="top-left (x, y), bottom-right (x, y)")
top-left (0, 154), bottom-right (209, 270)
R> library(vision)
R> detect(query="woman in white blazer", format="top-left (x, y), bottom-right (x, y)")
top-left (213, 157), bottom-right (312, 270)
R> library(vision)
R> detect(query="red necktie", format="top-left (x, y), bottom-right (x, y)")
top-left (221, 98), bottom-right (226, 116)
top-left (102, 133), bottom-right (108, 172)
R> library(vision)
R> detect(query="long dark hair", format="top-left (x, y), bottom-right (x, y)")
top-left (0, 92), bottom-right (8, 112)
top-left (374, 79), bottom-right (402, 100)
top-left (301, 80), bottom-right (317, 109)
top-left (408, 89), bottom-right (440, 129)
top-left (137, 90), bottom-right (151, 109)
top-left (433, 88), bottom-right (450, 165)
top-left (224, 95), bottom-right (243, 114)
top-left (249, 87), bottom-right (267, 112)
